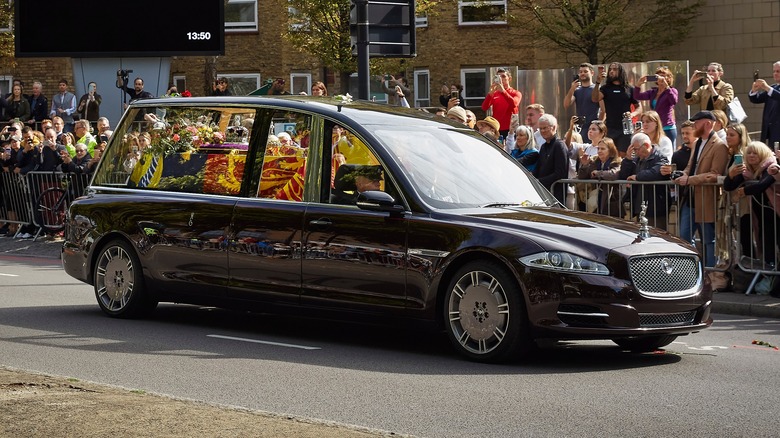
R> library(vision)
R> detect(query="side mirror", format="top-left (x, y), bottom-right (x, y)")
top-left (356, 190), bottom-right (405, 214)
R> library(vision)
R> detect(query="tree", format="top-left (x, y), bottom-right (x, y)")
top-left (0, 1), bottom-right (15, 71)
top-left (510, 0), bottom-right (704, 64)
top-left (285, 0), bottom-right (439, 93)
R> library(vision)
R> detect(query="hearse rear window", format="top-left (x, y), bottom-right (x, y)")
top-left (93, 105), bottom-right (256, 196)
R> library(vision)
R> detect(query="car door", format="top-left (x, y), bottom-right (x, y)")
top-left (301, 123), bottom-right (408, 312)
top-left (227, 109), bottom-right (310, 304)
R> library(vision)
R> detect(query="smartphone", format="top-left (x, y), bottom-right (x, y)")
top-left (493, 75), bottom-right (501, 84)
top-left (8, 126), bottom-right (16, 132)
top-left (734, 154), bottom-right (743, 165)
top-left (634, 121), bottom-right (643, 131)
top-left (754, 70), bottom-right (760, 81)
top-left (646, 75), bottom-right (657, 82)
top-left (99, 134), bottom-right (108, 143)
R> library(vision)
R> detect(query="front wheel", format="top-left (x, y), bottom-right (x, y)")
top-left (612, 335), bottom-right (678, 352)
top-left (94, 239), bottom-right (157, 318)
top-left (444, 261), bottom-right (529, 363)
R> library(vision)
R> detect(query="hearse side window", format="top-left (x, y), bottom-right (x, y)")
top-left (92, 106), bottom-right (256, 197)
top-left (253, 110), bottom-right (311, 201)
top-left (328, 124), bottom-right (386, 206)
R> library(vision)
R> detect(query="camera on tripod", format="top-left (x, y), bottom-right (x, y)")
top-left (117, 69), bottom-right (133, 81)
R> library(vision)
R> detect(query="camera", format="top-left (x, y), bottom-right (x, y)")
top-left (117, 69), bottom-right (133, 78)
top-left (646, 75), bottom-right (657, 82)
top-left (671, 170), bottom-right (684, 179)
top-left (634, 121), bottom-right (643, 131)
top-left (99, 134), bottom-right (109, 143)
top-left (574, 116), bottom-right (585, 126)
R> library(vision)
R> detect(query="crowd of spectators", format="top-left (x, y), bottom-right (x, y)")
top-left (2, 61), bottom-right (780, 296)
top-left (426, 60), bottom-right (780, 295)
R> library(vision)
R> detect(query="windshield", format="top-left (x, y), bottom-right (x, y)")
top-left (373, 125), bottom-right (555, 209)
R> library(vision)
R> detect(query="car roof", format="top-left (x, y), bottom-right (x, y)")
top-left (128, 95), bottom-right (457, 128)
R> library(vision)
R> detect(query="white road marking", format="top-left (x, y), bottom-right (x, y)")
top-left (207, 334), bottom-right (321, 350)
top-left (0, 273), bottom-right (19, 277)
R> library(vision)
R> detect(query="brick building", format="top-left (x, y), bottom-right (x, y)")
top-left (6, 0), bottom-right (779, 135)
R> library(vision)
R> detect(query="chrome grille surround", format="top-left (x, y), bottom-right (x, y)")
top-left (639, 311), bottom-right (697, 327)
top-left (628, 254), bottom-right (702, 299)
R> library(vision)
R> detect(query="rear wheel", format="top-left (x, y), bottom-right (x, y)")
top-left (94, 239), bottom-right (157, 318)
top-left (36, 187), bottom-right (67, 233)
top-left (612, 335), bottom-right (677, 352)
top-left (444, 261), bottom-right (529, 363)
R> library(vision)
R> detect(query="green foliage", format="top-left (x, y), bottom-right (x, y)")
top-left (285, 0), bottom-right (441, 74)
top-left (0, 1), bottom-right (15, 69)
top-left (511, 0), bottom-right (704, 64)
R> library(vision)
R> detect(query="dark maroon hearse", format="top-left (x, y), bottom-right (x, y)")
top-left (62, 96), bottom-right (711, 362)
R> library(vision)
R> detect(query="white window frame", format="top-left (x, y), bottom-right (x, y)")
top-left (458, 1), bottom-right (507, 26)
top-left (0, 75), bottom-right (12, 97)
top-left (226, 0), bottom-right (258, 32)
top-left (413, 69), bottom-right (430, 108)
top-left (290, 73), bottom-right (312, 95)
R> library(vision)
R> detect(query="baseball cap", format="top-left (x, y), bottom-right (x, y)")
top-left (10, 135), bottom-right (22, 142)
top-left (689, 111), bottom-right (716, 122)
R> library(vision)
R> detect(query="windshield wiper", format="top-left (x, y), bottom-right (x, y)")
top-left (480, 202), bottom-right (522, 208)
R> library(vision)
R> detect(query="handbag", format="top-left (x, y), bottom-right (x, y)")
top-left (727, 96), bottom-right (747, 124)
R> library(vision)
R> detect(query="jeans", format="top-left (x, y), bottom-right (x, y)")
top-left (679, 204), bottom-right (716, 267)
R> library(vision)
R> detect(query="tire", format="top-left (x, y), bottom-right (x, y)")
top-left (36, 187), bottom-right (67, 234)
top-left (612, 335), bottom-right (678, 352)
top-left (94, 239), bottom-right (157, 318)
top-left (444, 260), bottom-right (529, 363)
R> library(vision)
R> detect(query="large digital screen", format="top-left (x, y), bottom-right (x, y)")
top-left (15, 0), bottom-right (225, 57)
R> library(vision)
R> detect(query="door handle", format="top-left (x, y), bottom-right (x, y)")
top-left (309, 218), bottom-right (332, 227)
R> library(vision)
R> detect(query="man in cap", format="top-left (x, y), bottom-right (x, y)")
top-left (673, 110), bottom-right (730, 274)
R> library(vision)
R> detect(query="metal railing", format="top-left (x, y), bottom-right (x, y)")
top-left (0, 171), bottom-right (91, 240)
top-left (554, 178), bottom-right (779, 295)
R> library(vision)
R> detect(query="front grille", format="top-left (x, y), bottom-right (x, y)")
top-left (629, 255), bottom-right (701, 298)
top-left (639, 311), bottom-right (697, 327)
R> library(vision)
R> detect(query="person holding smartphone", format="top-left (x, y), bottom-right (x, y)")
top-left (563, 63), bottom-right (603, 141)
top-left (77, 81), bottom-right (102, 126)
top-left (440, 83), bottom-right (465, 110)
top-left (633, 67), bottom-right (679, 145)
top-left (748, 60), bottom-right (780, 147)
top-left (684, 62), bottom-right (733, 112)
top-left (481, 67), bottom-right (522, 138)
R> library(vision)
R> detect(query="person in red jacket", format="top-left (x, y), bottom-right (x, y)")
top-left (481, 68), bottom-right (522, 138)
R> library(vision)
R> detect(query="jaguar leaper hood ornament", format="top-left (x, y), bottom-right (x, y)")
top-left (637, 201), bottom-right (650, 240)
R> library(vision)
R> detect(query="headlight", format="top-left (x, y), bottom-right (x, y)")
top-left (518, 252), bottom-right (610, 275)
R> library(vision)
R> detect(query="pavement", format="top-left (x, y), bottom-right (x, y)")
top-left (1, 234), bottom-right (778, 320)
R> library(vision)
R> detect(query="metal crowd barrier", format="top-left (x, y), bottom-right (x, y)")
top-left (0, 171), bottom-right (91, 240)
top-left (553, 178), bottom-right (779, 295)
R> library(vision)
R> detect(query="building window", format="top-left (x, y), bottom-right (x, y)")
top-left (461, 68), bottom-right (490, 108)
top-left (413, 70), bottom-right (430, 108)
top-left (458, 1), bottom-right (507, 25)
top-left (172, 75), bottom-right (186, 94)
top-left (290, 73), bottom-right (311, 95)
top-left (0, 75), bottom-right (11, 97)
top-left (219, 74), bottom-right (262, 96)
top-left (226, 0), bottom-right (258, 32)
